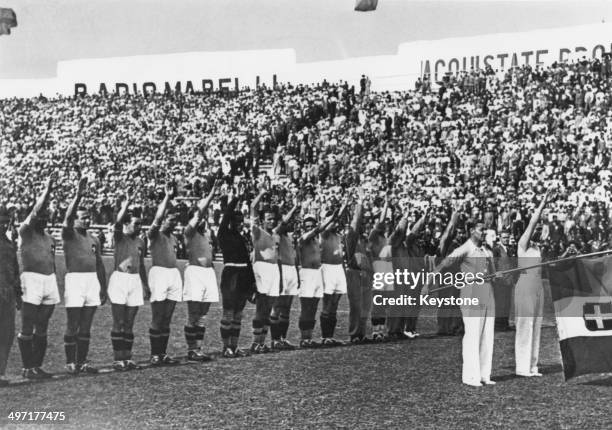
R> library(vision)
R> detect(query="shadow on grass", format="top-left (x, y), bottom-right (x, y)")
top-left (578, 375), bottom-right (612, 386)
top-left (494, 364), bottom-right (563, 381)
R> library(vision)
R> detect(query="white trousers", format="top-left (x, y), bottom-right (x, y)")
top-left (461, 283), bottom-right (495, 384)
top-left (514, 274), bottom-right (543, 374)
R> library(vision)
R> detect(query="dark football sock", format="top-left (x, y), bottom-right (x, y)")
top-left (252, 319), bottom-right (264, 344)
top-left (111, 331), bottom-right (123, 361)
top-left (230, 320), bottom-right (241, 349)
top-left (320, 314), bottom-right (333, 339)
top-left (329, 314), bottom-right (337, 338)
top-left (195, 326), bottom-right (205, 342)
top-left (76, 333), bottom-right (91, 364)
top-left (149, 329), bottom-right (162, 356)
top-left (64, 335), bottom-right (77, 364)
top-left (279, 314), bottom-right (290, 339)
top-left (270, 315), bottom-right (281, 341)
top-left (159, 330), bottom-right (170, 355)
top-left (184, 326), bottom-right (198, 351)
top-left (124, 333), bottom-right (135, 360)
top-left (220, 320), bottom-right (231, 348)
top-left (17, 333), bottom-right (34, 369)
top-left (32, 334), bottom-right (48, 368)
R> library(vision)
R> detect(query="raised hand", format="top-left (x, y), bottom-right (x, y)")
top-left (227, 186), bottom-right (235, 202)
top-left (124, 187), bottom-right (135, 204)
top-left (77, 176), bottom-right (88, 196)
top-left (164, 183), bottom-right (175, 198)
top-left (544, 188), bottom-right (557, 204)
top-left (356, 187), bottom-right (366, 203)
top-left (453, 198), bottom-right (463, 213)
top-left (45, 171), bottom-right (58, 192)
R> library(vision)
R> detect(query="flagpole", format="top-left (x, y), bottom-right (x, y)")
top-left (427, 248), bottom-right (612, 295)
top-left (486, 249), bottom-right (612, 279)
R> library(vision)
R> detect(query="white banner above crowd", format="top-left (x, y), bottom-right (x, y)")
top-left (405, 23), bottom-right (612, 82)
top-left (1, 22), bottom-right (612, 98)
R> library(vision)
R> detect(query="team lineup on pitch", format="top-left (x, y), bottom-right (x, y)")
top-left (0, 173), bottom-right (559, 390)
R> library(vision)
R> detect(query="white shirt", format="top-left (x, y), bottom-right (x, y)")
top-left (447, 238), bottom-right (495, 277)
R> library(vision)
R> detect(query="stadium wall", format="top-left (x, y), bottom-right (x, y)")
top-left (0, 22), bottom-right (611, 98)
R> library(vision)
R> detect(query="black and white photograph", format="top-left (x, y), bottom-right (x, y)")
top-left (2, 0), bottom-right (612, 428)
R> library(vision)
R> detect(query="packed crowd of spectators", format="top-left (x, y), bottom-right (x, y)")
top-left (2, 56), bottom-right (612, 259)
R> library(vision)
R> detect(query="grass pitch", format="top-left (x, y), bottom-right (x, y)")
top-left (0, 258), bottom-right (610, 429)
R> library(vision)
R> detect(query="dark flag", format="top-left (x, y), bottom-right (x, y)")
top-left (549, 254), bottom-right (612, 380)
top-left (355, 0), bottom-right (378, 12)
top-left (0, 8), bottom-right (17, 35)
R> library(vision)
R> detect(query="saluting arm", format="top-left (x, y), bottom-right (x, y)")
top-left (115, 191), bottom-right (133, 239)
top-left (198, 179), bottom-right (220, 217)
top-left (301, 210), bottom-right (336, 242)
top-left (435, 243), bottom-right (467, 273)
top-left (406, 207), bottom-right (429, 242)
top-left (187, 180), bottom-right (220, 233)
top-left (321, 207), bottom-right (341, 233)
top-left (350, 201), bottom-right (364, 232)
top-left (378, 196), bottom-right (389, 225)
top-left (24, 174), bottom-right (55, 228)
top-left (116, 192), bottom-right (133, 225)
top-left (63, 177), bottom-right (88, 230)
top-left (219, 194), bottom-right (239, 234)
top-left (518, 190), bottom-right (551, 252)
top-left (439, 205), bottom-right (461, 256)
top-left (150, 183), bottom-right (174, 235)
top-left (274, 201), bottom-right (299, 235)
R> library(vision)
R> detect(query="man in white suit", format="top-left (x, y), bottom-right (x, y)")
top-left (436, 219), bottom-right (497, 387)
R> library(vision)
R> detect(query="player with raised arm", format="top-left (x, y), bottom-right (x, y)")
top-left (514, 190), bottom-right (552, 377)
top-left (62, 176), bottom-right (107, 374)
top-left (108, 190), bottom-right (149, 371)
top-left (435, 201), bottom-right (464, 336)
top-left (249, 187), bottom-right (280, 354)
top-left (218, 187), bottom-right (255, 358)
top-left (369, 195), bottom-right (392, 341)
top-left (319, 197), bottom-right (349, 346)
top-left (17, 175), bottom-right (59, 379)
top-left (182, 180), bottom-right (220, 362)
top-left (147, 183), bottom-right (181, 366)
top-left (297, 210), bottom-right (337, 348)
top-left (388, 206), bottom-right (429, 340)
top-left (270, 199), bottom-right (300, 351)
top-left (346, 191), bottom-right (374, 344)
